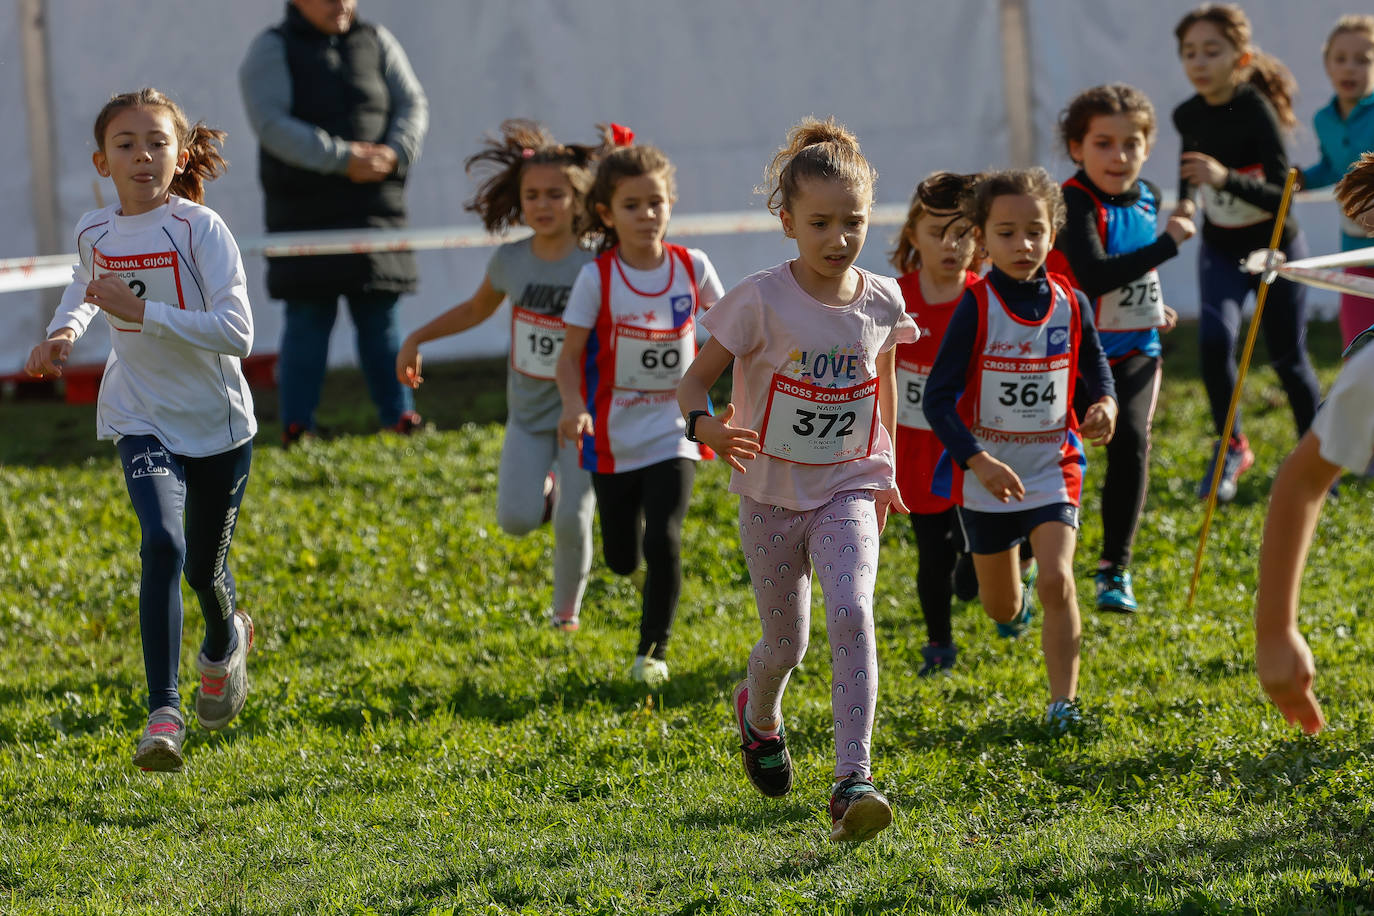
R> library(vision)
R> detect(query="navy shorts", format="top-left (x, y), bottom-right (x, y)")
top-left (959, 502), bottom-right (1079, 555)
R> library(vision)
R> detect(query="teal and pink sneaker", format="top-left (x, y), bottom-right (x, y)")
top-left (829, 773), bottom-right (893, 843)
top-left (731, 680), bottom-right (792, 797)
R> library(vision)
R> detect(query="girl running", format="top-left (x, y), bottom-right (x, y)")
top-left (556, 129), bottom-right (723, 685)
top-left (1172, 3), bottom-right (1321, 503)
top-left (889, 171), bottom-right (982, 675)
top-left (1051, 84), bottom-right (1195, 613)
top-left (397, 119), bottom-right (600, 631)
top-left (25, 89), bottom-right (256, 772)
top-left (924, 168), bottom-right (1117, 732)
top-left (678, 117), bottom-right (916, 843)
top-left (1301, 14), bottom-right (1374, 348)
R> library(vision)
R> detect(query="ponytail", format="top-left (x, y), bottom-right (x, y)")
top-left (763, 116), bottom-right (875, 215)
top-left (1245, 51), bottom-right (1298, 130)
top-left (464, 118), bottom-right (602, 236)
top-left (93, 88), bottom-right (226, 204)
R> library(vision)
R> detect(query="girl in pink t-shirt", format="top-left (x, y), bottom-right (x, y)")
top-left (677, 118), bottom-right (915, 845)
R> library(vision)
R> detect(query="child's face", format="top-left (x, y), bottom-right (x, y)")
top-left (1179, 20), bottom-right (1248, 102)
top-left (908, 208), bottom-right (974, 282)
top-left (980, 193), bottom-right (1053, 282)
top-left (780, 178), bottom-right (871, 285)
top-left (1069, 114), bottom-right (1150, 196)
top-left (519, 164), bottom-right (577, 239)
top-left (93, 106), bottom-right (188, 217)
top-left (1325, 31), bottom-right (1374, 108)
top-left (598, 172), bottom-right (673, 252)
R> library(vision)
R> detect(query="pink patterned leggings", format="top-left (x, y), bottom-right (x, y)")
top-left (739, 489), bottom-right (881, 779)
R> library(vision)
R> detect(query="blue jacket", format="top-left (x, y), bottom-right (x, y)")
top-left (1304, 93), bottom-right (1374, 251)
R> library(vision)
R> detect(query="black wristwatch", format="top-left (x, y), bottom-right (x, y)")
top-left (685, 409), bottom-right (712, 442)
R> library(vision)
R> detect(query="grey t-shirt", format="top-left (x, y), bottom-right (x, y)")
top-left (488, 238), bottom-right (595, 431)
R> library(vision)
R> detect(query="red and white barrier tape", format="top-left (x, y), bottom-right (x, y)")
top-left (0, 190), bottom-right (1340, 295)
top-left (1242, 245), bottom-right (1374, 299)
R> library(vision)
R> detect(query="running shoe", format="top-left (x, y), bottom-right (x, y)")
top-left (195, 610), bottom-right (254, 731)
top-left (731, 680), bottom-right (793, 797)
top-left (1095, 565), bottom-right (1138, 613)
top-left (996, 560), bottom-right (1037, 638)
top-left (390, 410), bottom-right (423, 435)
top-left (281, 423), bottom-right (315, 449)
top-left (829, 773), bottom-right (893, 843)
top-left (630, 655), bottom-right (670, 687)
top-left (1045, 698), bottom-right (1084, 735)
top-left (1196, 435), bottom-right (1254, 503)
top-left (917, 641), bottom-right (958, 677)
top-left (550, 609), bottom-right (579, 632)
top-left (133, 706), bottom-right (186, 772)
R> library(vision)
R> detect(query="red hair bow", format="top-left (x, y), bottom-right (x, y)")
top-left (610, 123), bottom-right (635, 146)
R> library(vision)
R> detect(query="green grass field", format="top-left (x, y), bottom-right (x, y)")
top-left (2, 323), bottom-right (1372, 915)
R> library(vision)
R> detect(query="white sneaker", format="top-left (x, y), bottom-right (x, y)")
top-left (195, 610), bottom-right (254, 731)
top-left (132, 706), bottom-right (185, 772)
top-left (630, 655), bottom-right (669, 687)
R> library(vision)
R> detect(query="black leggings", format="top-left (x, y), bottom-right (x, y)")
top-left (1075, 353), bottom-right (1159, 569)
top-left (909, 508), bottom-right (966, 645)
top-left (591, 457), bottom-right (695, 659)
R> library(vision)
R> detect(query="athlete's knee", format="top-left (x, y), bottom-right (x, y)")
top-left (1036, 564), bottom-right (1075, 607)
top-left (496, 503), bottom-right (540, 537)
top-left (140, 523), bottom-right (185, 570)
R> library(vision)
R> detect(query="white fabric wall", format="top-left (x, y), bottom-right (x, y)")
top-left (0, 0), bottom-right (1355, 376)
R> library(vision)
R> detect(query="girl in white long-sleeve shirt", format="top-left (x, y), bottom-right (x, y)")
top-left (26, 89), bottom-right (257, 773)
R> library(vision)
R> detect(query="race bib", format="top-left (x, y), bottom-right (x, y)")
top-left (978, 355), bottom-right (1070, 434)
top-left (1097, 269), bottom-right (1166, 331)
top-left (92, 249), bottom-right (185, 332)
top-left (612, 321), bottom-right (693, 391)
top-left (760, 374), bottom-right (878, 465)
top-left (510, 307), bottom-right (565, 380)
top-left (1201, 164), bottom-right (1271, 229)
top-left (895, 360), bottom-right (931, 430)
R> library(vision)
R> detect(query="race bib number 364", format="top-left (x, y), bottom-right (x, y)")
top-left (760, 375), bottom-right (878, 465)
top-left (978, 355), bottom-right (1069, 434)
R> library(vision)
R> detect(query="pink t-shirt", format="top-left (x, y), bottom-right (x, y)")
top-left (701, 262), bottom-right (918, 510)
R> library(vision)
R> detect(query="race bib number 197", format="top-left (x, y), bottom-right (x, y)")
top-left (510, 307), bottom-right (565, 380)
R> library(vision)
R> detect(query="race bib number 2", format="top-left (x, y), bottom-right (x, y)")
top-left (612, 322), bottom-right (693, 390)
top-left (91, 249), bottom-right (185, 332)
top-left (760, 375), bottom-right (878, 465)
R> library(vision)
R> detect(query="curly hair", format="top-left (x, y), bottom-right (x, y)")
top-left (962, 168), bottom-right (1067, 237)
top-left (1058, 84), bottom-right (1157, 162)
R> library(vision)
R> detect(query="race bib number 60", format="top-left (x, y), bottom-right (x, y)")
top-left (760, 375), bottom-right (878, 465)
top-left (612, 322), bottom-right (693, 390)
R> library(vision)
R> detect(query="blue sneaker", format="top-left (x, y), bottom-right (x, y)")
top-left (917, 641), bottom-right (957, 677)
top-left (1095, 566), bottom-right (1138, 613)
top-left (996, 560), bottom-right (1037, 638)
top-left (1046, 698), bottom-right (1083, 735)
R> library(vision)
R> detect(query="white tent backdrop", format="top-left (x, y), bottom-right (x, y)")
top-left (0, 0), bottom-right (1358, 376)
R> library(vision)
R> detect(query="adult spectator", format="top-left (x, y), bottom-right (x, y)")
top-left (240, 0), bottom-right (428, 445)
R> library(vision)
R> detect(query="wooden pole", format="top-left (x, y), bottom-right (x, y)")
top-left (1187, 167), bottom-right (1300, 609)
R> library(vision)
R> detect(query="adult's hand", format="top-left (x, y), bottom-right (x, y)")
top-left (346, 142), bottom-right (397, 183)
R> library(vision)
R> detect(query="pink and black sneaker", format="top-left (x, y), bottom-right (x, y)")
top-left (731, 680), bottom-right (792, 797)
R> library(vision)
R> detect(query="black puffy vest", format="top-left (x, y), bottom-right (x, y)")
top-left (258, 5), bottom-right (417, 299)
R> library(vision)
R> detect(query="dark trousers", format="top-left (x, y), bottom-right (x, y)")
top-left (1197, 235), bottom-right (1320, 439)
top-left (1076, 353), bottom-right (1160, 569)
top-left (118, 435), bottom-right (252, 712)
top-left (591, 457), bottom-right (696, 659)
top-left (909, 508), bottom-right (965, 645)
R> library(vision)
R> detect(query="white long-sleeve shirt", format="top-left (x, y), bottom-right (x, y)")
top-left (48, 197), bottom-right (257, 457)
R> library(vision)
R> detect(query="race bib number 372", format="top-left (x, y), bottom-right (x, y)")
top-left (760, 375), bottom-right (878, 465)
